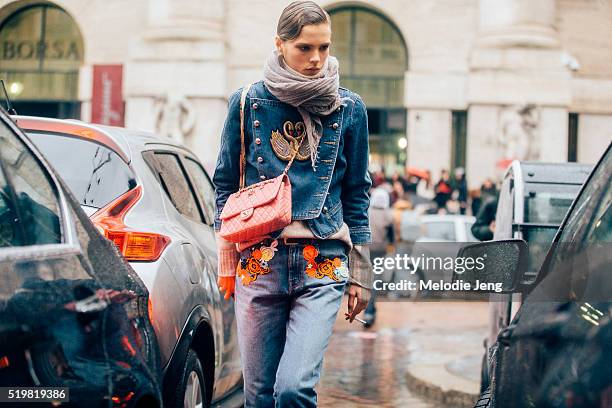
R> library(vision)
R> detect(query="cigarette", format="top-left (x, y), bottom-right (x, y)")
top-left (344, 313), bottom-right (367, 324)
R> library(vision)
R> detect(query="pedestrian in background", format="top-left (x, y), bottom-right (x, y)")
top-left (470, 188), bottom-right (482, 216)
top-left (417, 170), bottom-right (435, 200)
top-left (472, 196), bottom-right (498, 241)
top-left (363, 187), bottom-right (395, 327)
top-left (480, 178), bottom-right (498, 202)
top-left (452, 167), bottom-right (468, 215)
top-left (213, 2), bottom-right (373, 406)
top-left (390, 178), bottom-right (405, 205)
top-left (472, 178), bottom-right (498, 217)
top-left (434, 169), bottom-right (452, 212)
top-left (372, 169), bottom-right (386, 188)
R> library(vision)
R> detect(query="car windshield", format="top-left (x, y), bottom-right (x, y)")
top-left (522, 184), bottom-right (583, 273)
top-left (555, 150), bottom-right (611, 246)
top-left (524, 184), bottom-right (582, 225)
top-left (533, 146), bottom-right (611, 301)
top-left (523, 227), bottom-right (558, 276)
top-left (27, 132), bottom-right (136, 209)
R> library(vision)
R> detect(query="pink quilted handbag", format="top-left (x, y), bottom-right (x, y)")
top-left (218, 84), bottom-right (302, 243)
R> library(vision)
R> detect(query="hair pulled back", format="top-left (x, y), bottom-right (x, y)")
top-left (277, 1), bottom-right (330, 41)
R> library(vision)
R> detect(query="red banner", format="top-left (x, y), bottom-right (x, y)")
top-left (91, 65), bottom-right (124, 126)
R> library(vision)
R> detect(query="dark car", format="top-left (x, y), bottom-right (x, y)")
top-left (457, 143), bottom-right (611, 407)
top-left (16, 116), bottom-right (244, 408)
top-left (0, 109), bottom-right (163, 407)
top-left (480, 161), bottom-right (592, 391)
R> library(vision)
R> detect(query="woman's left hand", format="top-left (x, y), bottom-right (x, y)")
top-left (218, 276), bottom-right (236, 300)
top-left (346, 284), bottom-right (369, 322)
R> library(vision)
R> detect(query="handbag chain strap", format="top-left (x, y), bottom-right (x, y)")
top-left (281, 135), bottom-right (305, 176)
top-left (238, 84), bottom-right (252, 190)
top-left (239, 83), bottom-right (306, 190)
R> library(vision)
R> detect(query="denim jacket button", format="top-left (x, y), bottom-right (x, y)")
top-left (252, 103), bottom-right (258, 110)
top-left (257, 156), bottom-right (264, 163)
top-left (254, 120), bottom-right (261, 127)
top-left (255, 137), bottom-right (262, 145)
top-left (336, 107), bottom-right (341, 112)
top-left (260, 175), bottom-right (266, 180)
top-left (322, 206), bottom-right (328, 214)
top-left (331, 123), bottom-right (339, 130)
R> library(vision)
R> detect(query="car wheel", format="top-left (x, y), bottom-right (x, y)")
top-left (169, 349), bottom-right (207, 408)
top-left (474, 387), bottom-right (492, 408)
top-left (480, 350), bottom-right (490, 393)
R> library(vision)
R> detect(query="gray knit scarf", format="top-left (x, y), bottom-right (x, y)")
top-left (263, 50), bottom-right (345, 170)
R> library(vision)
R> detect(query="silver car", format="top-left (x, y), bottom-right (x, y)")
top-left (387, 213), bottom-right (477, 298)
top-left (416, 214), bottom-right (477, 243)
top-left (16, 116), bottom-right (242, 408)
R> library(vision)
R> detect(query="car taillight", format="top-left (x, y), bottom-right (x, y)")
top-left (147, 298), bottom-right (154, 325)
top-left (0, 356), bottom-right (9, 369)
top-left (92, 186), bottom-right (170, 262)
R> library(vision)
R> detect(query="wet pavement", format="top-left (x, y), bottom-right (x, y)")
top-left (318, 325), bottom-right (433, 407)
top-left (317, 299), bottom-right (489, 407)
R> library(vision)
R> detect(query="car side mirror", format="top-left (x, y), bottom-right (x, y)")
top-left (453, 239), bottom-right (528, 293)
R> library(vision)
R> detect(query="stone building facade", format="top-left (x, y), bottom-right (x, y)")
top-left (1, 0), bottom-right (610, 187)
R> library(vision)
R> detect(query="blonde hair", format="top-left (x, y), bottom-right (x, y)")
top-left (277, 1), bottom-right (330, 41)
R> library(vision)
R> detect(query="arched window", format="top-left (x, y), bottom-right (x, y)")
top-left (0, 3), bottom-right (84, 118)
top-left (328, 6), bottom-right (408, 167)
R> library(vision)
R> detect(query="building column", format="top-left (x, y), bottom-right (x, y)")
top-left (476, 0), bottom-right (559, 48)
top-left (466, 0), bottom-right (572, 187)
top-left (124, 0), bottom-right (227, 168)
top-left (406, 109), bottom-right (453, 182)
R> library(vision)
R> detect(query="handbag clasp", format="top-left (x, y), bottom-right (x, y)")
top-left (240, 208), bottom-right (254, 221)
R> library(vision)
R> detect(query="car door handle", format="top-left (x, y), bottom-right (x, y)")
top-left (65, 289), bottom-right (136, 313)
top-left (66, 293), bottom-right (109, 313)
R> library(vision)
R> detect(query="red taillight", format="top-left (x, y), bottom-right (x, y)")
top-left (147, 298), bottom-right (154, 325)
top-left (92, 186), bottom-right (170, 262)
top-left (120, 335), bottom-right (137, 357)
top-left (0, 356), bottom-right (9, 369)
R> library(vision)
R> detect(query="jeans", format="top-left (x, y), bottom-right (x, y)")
top-left (235, 239), bottom-right (349, 408)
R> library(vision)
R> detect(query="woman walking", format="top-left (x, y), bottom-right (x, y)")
top-left (213, 2), bottom-right (373, 407)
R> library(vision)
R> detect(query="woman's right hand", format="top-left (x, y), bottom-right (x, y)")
top-left (218, 276), bottom-right (236, 300)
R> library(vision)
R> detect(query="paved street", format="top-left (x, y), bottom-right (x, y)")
top-left (318, 299), bottom-right (489, 407)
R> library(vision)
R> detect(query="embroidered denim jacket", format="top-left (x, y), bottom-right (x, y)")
top-left (213, 81), bottom-right (372, 245)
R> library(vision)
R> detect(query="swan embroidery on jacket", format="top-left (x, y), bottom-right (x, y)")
top-left (270, 121), bottom-right (311, 161)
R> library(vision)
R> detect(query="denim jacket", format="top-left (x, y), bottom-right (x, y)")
top-left (213, 81), bottom-right (372, 245)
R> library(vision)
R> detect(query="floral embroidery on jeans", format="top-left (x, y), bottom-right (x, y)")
top-left (303, 245), bottom-right (344, 282)
top-left (237, 240), bottom-right (278, 285)
top-left (335, 262), bottom-right (350, 279)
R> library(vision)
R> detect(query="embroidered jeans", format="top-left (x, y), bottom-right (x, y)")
top-left (235, 239), bottom-right (348, 408)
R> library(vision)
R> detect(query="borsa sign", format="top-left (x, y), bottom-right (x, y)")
top-left (2, 40), bottom-right (80, 61)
